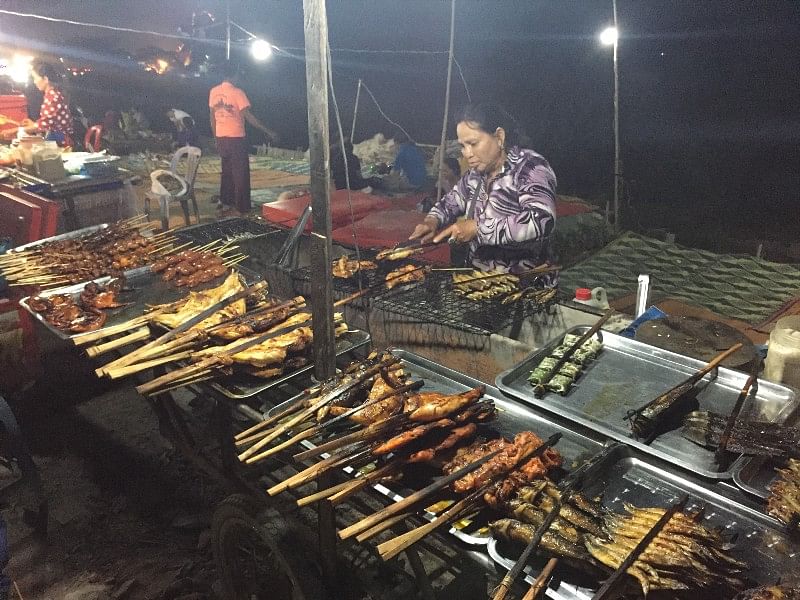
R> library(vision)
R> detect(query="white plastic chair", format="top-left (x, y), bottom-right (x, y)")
top-left (144, 145), bottom-right (202, 230)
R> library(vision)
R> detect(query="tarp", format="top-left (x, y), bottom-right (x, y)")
top-left (560, 232), bottom-right (800, 324)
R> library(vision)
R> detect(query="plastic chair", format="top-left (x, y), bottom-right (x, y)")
top-left (144, 145), bottom-right (201, 230)
top-left (84, 125), bottom-right (103, 152)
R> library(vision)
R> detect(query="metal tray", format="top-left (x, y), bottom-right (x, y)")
top-left (209, 329), bottom-right (371, 399)
top-left (732, 456), bottom-right (783, 500)
top-left (487, 443), bottom-right (798, 599)
top-left (266, 349), bottom-right (610, 546)
top-left (19, 266), bottom-right (261, 342)
top-left (173, 217), bottom-right (279, 245)
top-left (9, 223), bottom-right (109, 253)
top-left (496, 326), bottom-right (799, 480)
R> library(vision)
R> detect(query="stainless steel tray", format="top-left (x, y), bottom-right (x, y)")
top-left (10, 223), bottom-right (109, 253)
top-left (487, 443), bottom-right (798, 598)
top-left (732, 456), bottom-right (782, 500)
top-left (266, 349), bottom-right (610, 546)
top-left (496, 326), bottom-right (799, 480)
top-left (19, 266), bottom-right (261, 342)
top-left (209, 329), bottom-right (371, 399)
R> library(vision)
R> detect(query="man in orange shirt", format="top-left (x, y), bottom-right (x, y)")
top-left (209, 63), bottom-right (277, 214)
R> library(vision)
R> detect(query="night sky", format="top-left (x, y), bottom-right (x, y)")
top-left (2, 1), bottom-right (799, 249)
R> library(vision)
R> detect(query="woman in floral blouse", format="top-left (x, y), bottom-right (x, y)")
top-left (25, 61), bottom-right (74, 147)
top-left (409, 103), bottom-right (557, 282)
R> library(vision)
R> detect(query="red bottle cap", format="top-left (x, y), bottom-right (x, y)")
top-left (575, 288), bottom-right (592, 301)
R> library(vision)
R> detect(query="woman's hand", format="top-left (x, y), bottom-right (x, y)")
top-left (433, 219), bottom-right (478, 244)
top-left (409, 216), bottom-right (439, 243)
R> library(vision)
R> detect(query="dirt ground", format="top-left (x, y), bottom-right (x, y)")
top-left (5, 348), bottom-right (227, 600)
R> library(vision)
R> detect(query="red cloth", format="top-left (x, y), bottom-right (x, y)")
top-left (331, 209), bottom-right (450, 265)
top-left (555, 198), bottom-right (595, 217)
top-left (262, 190), bottom-right (393, 231)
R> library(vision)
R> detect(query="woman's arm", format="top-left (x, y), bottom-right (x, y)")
top-left (475, 162), bottom-right (557, 247)
top-left (427, 174), bottom-right (471, 228)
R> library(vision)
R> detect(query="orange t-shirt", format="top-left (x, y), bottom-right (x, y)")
top-left (209, 81), bottom-right (251, 138)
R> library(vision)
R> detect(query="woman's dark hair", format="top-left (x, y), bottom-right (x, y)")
top-left (455, 102), bottom-right (524, 147)
top-left (31, 60), bottom-right (60, 83)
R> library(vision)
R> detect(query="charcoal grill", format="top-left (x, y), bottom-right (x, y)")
top-left (174, 217), bottom-right (279, 245)
top-left (373, 270), bottom-right (557, 336)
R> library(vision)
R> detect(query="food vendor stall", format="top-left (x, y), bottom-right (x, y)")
top-left (3, 202), bottom-right (797, 600)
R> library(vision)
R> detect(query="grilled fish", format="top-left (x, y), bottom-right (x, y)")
top-left (682, 410), bottom-right (800, 457)
top-left (489, 518), bottom-right (593, 563)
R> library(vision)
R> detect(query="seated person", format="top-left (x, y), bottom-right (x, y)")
top-left (392, 132), bottom-right (428, 189)
top-left (330, 138), bottom-right (380, 191)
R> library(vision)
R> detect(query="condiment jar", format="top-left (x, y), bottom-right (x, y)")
top-left (573, 287), bottom-right (610, 310)
top-left (764, 315), bottom-right (800, 388)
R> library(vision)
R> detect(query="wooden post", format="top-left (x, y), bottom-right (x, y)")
top-left (302, 0), bottom-right (339, 593)
top-left (303, 0), bottom-right (336, 383)
top-left (435, 0), bottom-right (457, 201)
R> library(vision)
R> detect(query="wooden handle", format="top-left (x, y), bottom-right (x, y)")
top-left (296, 481), bottom-right (353, 507)
top-left (522, 558), bottom-right (558, 600)
top-left (243, 426), bottom-right (316, 464)
top-left (85, 327), bottom-right (150, 357)
top-left (698, 342), bottom-right (743, 377)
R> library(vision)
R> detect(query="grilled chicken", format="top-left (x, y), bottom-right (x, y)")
top-left (385, 264), bottom-right (426, 289)
top-left (403, 386), bottom-right (484, 422)
top-left (406, 423), bottom-right (478, 463)
top-left (331, 256), bottom-right (377, 278)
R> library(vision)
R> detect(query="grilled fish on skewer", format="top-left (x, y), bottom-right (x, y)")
top-left (682, 410), bottom-right (800, 457)
top-left (385, 264), bottom-right (426, 289)
top-left (331, 255), bottom-right (377, 278)
top-left (375, 246), bottom-right (425, 261)
top-left (767, 457), bottom-right (800, 526)
top-left (402, 386), bottom-right (484, 422)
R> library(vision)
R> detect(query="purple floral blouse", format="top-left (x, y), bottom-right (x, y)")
top-left (428, 146), bottom-right (557, 282)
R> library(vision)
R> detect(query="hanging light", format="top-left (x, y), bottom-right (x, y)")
top-left (599, 27), bottom-right (618, 46)
top-left (250, 39), bottom-right (273, 61)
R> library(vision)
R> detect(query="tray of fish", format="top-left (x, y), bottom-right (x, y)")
top-left (732, 455), bottom-right (793, 502)
top-left (496, 326), bottom-right (799, 480)
top-left (10, 223), bottom-right (109, 254)
top-left (19, 265), bottom-right (261, 342)
top-left (266, 349), bottom-right (610, 546)
top-left (209, 329), bottom-right (372, 399)
top-left (487, 443), bottom-right (798, 599)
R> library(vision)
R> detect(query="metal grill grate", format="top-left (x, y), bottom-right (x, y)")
top-left (372, 271), bottom-right (557, 336)
top-left (174, 217), bottom-right (278, 245)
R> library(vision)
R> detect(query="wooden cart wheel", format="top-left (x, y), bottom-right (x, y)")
top-left (211, 494), bottom-right (319, 600)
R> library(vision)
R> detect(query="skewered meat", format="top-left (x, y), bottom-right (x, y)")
top-left (335, 368), bottom-right (407, 425)
top-left (151, 271), bottom-right (247, 330)
top-left (79, 278), bottom-right (129, 309)
top-left (443, 431), bottom-right (552, 494)
top-left (402, 386), bottom-right (484, 422)
top-left (734, 585), bottom-right (800, 600)
top-left (331, 256), bottom-right (377, 278)
top-left (372, 418), bottom-right (456, 455)
top-left (483, 445), bottom-right (563, 509)
top-left (29, 278), bottom-right (130, 333)
top-left (156, 250), bottom-right (228, 287)
top-left (212, 306), bottom-right (297, 341)
top-left (452, 270), bottom-right (519, 300)
top-left (375, 246), bottom-right (423, 261)
top-left (406, 423), bottom-right (477, 463)
top-left (682, 410), bottom-right (800, 457)
top-left (385, 264), bottom-right (425, 289)
top-left (767, 457), bottom-right (800, 526)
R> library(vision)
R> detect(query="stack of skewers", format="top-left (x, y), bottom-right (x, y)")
top-left (0, 215), bottom-right (173, 288)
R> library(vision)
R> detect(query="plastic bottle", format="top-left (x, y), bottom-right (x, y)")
top-left (573, 287), bottom-right (610, 310)
top-left (764, 316), bottom-right (800, 388)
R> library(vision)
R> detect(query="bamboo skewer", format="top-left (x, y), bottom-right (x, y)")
top-left (85, 327), bottom-right (151, 357)
top-left (328, 462), bottom-right (398, 506)
top-left (73, 312), bottom-right (158, 345)
top-left (522, 558), bottom-right (559, 600)
top-left (377, 488), bottom-right (484, 561)
top-left (355, 513), bottom-right (413, 544)
top-left (238, 358), bottom-right (399, 462)
top-left (240, 379), bottom-right (422, 458)
top-left (296, 480), bottom-right (354, 507)
top-left (267, 447), bottom-right (373, 496)
top-left (235, 390), bottom-right (314, 442)
top-left (105, 350), bottom-right (194, 380)
top-left (292, 415), bottom-right (403, 462)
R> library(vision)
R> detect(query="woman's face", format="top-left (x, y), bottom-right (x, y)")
top-left (456, 121), bottom-right (505, 175)
top-left (31, 70), bottom-right (48, 93)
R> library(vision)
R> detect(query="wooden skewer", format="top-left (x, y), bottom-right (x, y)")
top-left (148, 370), bottom-right (215, 395)
top-left (337, 449), bottom-right (502, 541)
top-left (328, 462), bottom-right (398, 506)
top-left (223, 255), bottom-right (248, 267)
top-left (73, 313), bottom-right (155, 345)
top-left (104, 350), bottom-right (194, 380)
top-left (355, 513), bottom-right (413, 544)
top-left (377, 490), bottom-right (483, 561)
top-left (296, 480), bottom-right (353, 507)
top-left (235, 390), bottom-right (314, 442)
top-left (85, 327), bottom-right (151, 358)
top-left (292, 415), bottom-right (402, 462)
top-left (136, 356), bottom-right (218, 395)
top-left (266, 447), bottom-right (372, 497)
top-left (244, 422), bottom-right (318, 464)
top-left (521, 558), bottom-right (559, 600)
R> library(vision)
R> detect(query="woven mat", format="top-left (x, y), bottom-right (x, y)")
top-left (561, 232), bottom-right (800, 325)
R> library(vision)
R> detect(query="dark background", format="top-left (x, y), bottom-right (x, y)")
top-left (1, 1), bottom-right (799, 254)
